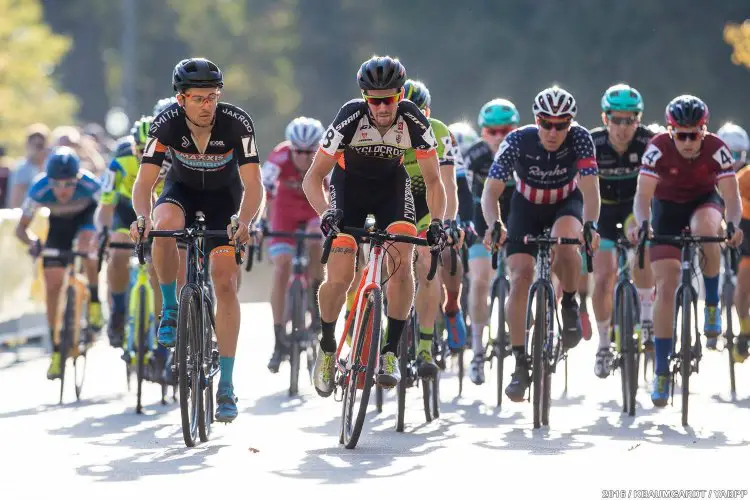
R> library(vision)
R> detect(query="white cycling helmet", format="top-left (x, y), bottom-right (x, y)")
top-left (646, 122), bottom-right (667, 134)
top-left (285, 116), bottom-right (325, 150)
top-left (717, 122), bottom-right (749, 153)
top-left (448, 122), bottom-right (479, 156)
top-left (532, 86), bottom-right (577, 118)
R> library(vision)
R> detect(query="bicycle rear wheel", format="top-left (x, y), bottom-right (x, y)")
top-left (289, 281), bottom-right (304, 397)
top-left (532, 286), bottom-right (546, 429)
top-left (136, 288), bottom-right (147, 414)
top-left (178, 284), bottom-right (202, 447)
top-left (679, 288), bottom-right (691, 427)
top-left (341, 288), bottom-right (382, 449)
top-left (396, 311), bottom-right (413, 432)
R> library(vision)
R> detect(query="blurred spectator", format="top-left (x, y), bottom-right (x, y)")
top-left (0, 145), bottom-right (10, 208)
top-left (51, 125), bottom-right (106, 175)
top-left (83, 122), bottom-right (115, 155)
top-left (6, 123), bottom-right (50, 208)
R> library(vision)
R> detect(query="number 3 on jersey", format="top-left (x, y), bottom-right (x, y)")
top-left (320, 126), bottom-right (344, 156)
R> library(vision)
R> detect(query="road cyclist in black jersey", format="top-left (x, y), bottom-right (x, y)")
top-left (130, 57), bottom-right (264, 423)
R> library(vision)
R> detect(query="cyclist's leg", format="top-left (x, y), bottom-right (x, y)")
top-left (152, 180), bottom-right (188, 347)
top-left (75, 225), bottom-right (101, 336)
top-left (108, 199), bottom-right (137, 345)
top-left (650, 197), bottom-right (686, 406)
top-left (550, 190), bottom-right (584, 349)
top-left (305, 216), bottom-right (323, 326)
top-left (468, 199), bottom-right (491, 358)
top-left (267, 213), bottom-right (295, 371)
top-left (733, 219), bottom-right (750, 361)
top-left (591, 203), bottom-right (620, 377)
top-left (414, 213), bottom-right (440, 377)
top-left (690, 193), bottom-right (724, 340)
top-left (626, 212), bottom-right (655, 349)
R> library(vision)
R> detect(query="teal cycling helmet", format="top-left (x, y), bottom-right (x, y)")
top-left (478, 99), bottom-right (520, 128)
top-left (601, 84), bottom-right (644, 113)
top-left (403, 79), bottom-right (432, 110)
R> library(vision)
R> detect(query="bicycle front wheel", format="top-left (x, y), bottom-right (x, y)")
top-left (136, 287), bottom-right (148, 414)
top-left (178, 284), bottom-right (202, 447)
top-left (341, 288), bottom-right (382, 449)
top-left (59, 287), bottom-right (76, 404)
top-left (289, 280), bottom-right (304, 397)
top-left (616, 284), bottom-right (638, 416)
top-left (491, 277), bottom-right (509, 408)
top-left (531, 286), bottom-right (546, 429)
top-left (679, 288), bottom-right (692, 427)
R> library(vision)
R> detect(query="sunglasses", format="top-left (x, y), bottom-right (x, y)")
top-left (484, 126), bottom-right (515, 136)
top-left (538, 119), bottom-right (571, 131)
top-left (292, 149), bottom-right (316, 155)
top-left (607, 115), bottom-right (637, 126)
top-left (673, 131), bottom-right (702, 142)
top-left (51, 179), bottom-right (77, 188)
top-left (182, 92), bottom-right (220, 106)
top-left (363, 92), bottom-right (400, 106)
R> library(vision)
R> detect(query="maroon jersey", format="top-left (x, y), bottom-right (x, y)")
top-left (639, 132), bottom-right (735, 203)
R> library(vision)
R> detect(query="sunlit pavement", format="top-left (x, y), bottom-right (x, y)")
top-left (2, 302), bottom-right (749, 499)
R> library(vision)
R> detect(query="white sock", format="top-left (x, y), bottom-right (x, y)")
top-left (597, 319), bottom-right (611, 349)
top-left (637, 287), bottom-right (655, 324)
top-left (472, 322), bottom-right (486, 354)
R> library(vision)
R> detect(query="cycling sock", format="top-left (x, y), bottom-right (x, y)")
top-left (219, 356), bottom-right (234, 389)
top-left (52, 341), bottom-right (60, 353)
top-left (579, 292), bottom-right (588, 312)
top-left (384, 317), bottom-right (406, 354)
top-left (49, 327), bottom-right (55, 347)
top-left (160, 281), bottom-right (178, 309)
top-left (444, 290), bottom-right (460, 314)
top-left (273, 323), bottom-right (284, 341)
top-left (472, 322), bottom-right (486, 354)
top-left (703, 274), bottom-right (719, 306)
top-left (741, 317), bottom-right (750, 334)
top-left (89, 285), bottom-right (99, 303)
top-left (320, 319), bottom-right (337, 353)
top-left (512, 346), bottom-right (526, 366)
top-left (112, 292), bottom-right (127, 314)
top-left (597, 319), bottom-right (611, 349)
top-left (418, 324), bottom-right (433, 353)
top-left (637, 287), bottom-right (655, 323)
top-left (562, 290), bottom-right (577, 307)
top-left (654, 337), bottom-right (673, 376)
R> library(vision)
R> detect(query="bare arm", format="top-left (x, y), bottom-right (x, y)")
top-left (131, 163), bottom-right (161, 219)
top-left (95, 203), bottom-right (116, 231)
top-left (633, 173), bottom-right (658, 228)
top-left (578, 174), bottom-right (601, 223)
top-left (15, 215), bottom-right (35, 246)
top-left (440, 163), bottom-right (458, 219)
top-left (417, 151), bottom-right (446, 221)
top-left (481, 178), bottom-right (507, 227)
top-left (303, 150), bottom-right (338, 216)
top-left (718, 175), bottom-right (742, 227)
top-left (237, 162), bottom-right (265, 226)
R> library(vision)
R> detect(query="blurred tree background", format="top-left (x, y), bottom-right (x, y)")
top-left (1, 0), bottom-right (748, 155)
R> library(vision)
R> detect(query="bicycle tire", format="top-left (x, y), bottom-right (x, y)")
top-left (199, 376), bottom-right (214, 443)
top-left (136, 287), bottom-right (147, 414)
top-left (199, 294), bottom-right (216, 442)
top-left (541, 288), bottom-right (553, 427)
top-left (532, 286), bottom-right (545, 429)
top-left (341, 288), bottom-right (382, 449)
top-left (680, 288), bottom-right (691, 427)
top-left (395, 311), bottom-right (411, 432)
top-left (457, 346), bottom-right (464, 397)
top-left (178, 284), bottom-right (202, 447)
top-left (616, 285), bottom-right (638, 416)
top-left (375, 385), bottom-right (383, 413)
top-left (289, 280), bottom-right (303, 397)
top-left (724, 293), bottom-right (737, 396)
top-left (494, 278), bottom-right (509, 408)
top-left (74, 293), bottom-right (88, 402)
top-left (58, 287), bottom-right (75, 404)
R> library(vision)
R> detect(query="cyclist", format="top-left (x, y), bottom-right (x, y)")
top-left (401, 79), bottom-right (462, 377)
top-left (717, 122), bottom-right (750, 362)
top-left (629, 95), bottom-right (743, 406)
top-left (15, 147), bottom-right (102, 379)
top-left (464, 99), bottom-right (520, 385)
top-left (261, 116), bottom-right (325, 373)
top-left (482, 86), bottom-right (601, 401)
top-left (448, 121), bottom-right (479, 223)
top-left (579, 84), bottom-right (656, 378)
top-left (130, 58), bottom-right (264, 423)
top-left (303, 55), bottom-right (447, 397)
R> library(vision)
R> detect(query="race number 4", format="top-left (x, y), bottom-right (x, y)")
top-left (641, 144), bottom-right (662, 167)
top-left (713, 145), bottom-right (734, 170)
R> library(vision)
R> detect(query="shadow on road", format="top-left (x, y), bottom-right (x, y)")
top-left (246, 389), bottom-right (314, 415)
top-left (0, 395), bottom-right (124, 419)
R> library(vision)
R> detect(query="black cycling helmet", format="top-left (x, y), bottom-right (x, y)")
top-left (403, 79), bottom-right (431, 110)
top-left (172, 58), bottom-right (224, 92)
top-left (665, 95), bottom-right (709, 128)
top-left (357, 56), bottom-right (406, 91)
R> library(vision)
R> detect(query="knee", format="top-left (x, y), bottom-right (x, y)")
top-left (594, 272), bottom-right (615, 293)
top-left (554, 245), bottom-right (579, 264)
top-left (324, 266), bottom-right (354, 292)
top-left (212, 269), bottom-right (239, 298)
top-left (154, 211), bottom-right (184, 231)
top-left (656, 275), bottom-right (679, 299)
top-left (272, 255), bottom-right (292, 276)
top-left (510, 266), bottom-right (534, 291)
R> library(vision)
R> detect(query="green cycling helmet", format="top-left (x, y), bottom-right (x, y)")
top-left (478, 99), bottom-right (520, 128)
top-left (131, 115), bottom-right (154, 147)
top-left (403, 79), bottom-right (431, 110)
top-left (601, 84), bottom-right (644, 113)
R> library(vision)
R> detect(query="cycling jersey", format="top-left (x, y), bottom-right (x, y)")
top-left (465, 140), bottom-right (515, 203)
top-left (640, 132), bottom-right (735, 203)
top-left (144, 102), bottom-right (260, 191)
top-left (488, 123), bottom-right (598, 204)
top-left (22, 170), bottom-right (100, 219)
top-left (738, 164), bottom-right (750, 257)
top-left (591, 125), bottom-right (654, 204)
top-left (101, 136), bottom-right (170, 205)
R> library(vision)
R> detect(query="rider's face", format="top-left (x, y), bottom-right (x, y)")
top-left (364, 89), bottom-right (401, 128)
top-left (51, 178), bottom-right (76, 203)
top-left (671, 126), bottom-right (705, 159)
top-left (536, 116), bottom-right (572, 152)
top-left (604, 111), bottom-right (639, 147)
top-left (291, 148), bottom-right (316, 172)
top-left (179, 88), bottom-right (221, 127)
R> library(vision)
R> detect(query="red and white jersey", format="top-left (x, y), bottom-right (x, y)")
top-left (261, 141), bottom-right (318, 220)
top-left (640, 132), bottom-right (735, 203)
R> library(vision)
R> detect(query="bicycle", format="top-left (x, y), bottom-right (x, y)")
top-left (137, 212), bottom-right (242, 447)
top-left (610, 224), bottom-right (641, 416)
top-left (98, 230), bottom-right (175, 413)
top-left (321, 212), bottom-right (439, 449)
top-left (489, 243), bottom-right (511, 408)
top-left (720, 243), bottom-right (739, 398)
top-left (41, 248), bottom-right (91, 404)
top-left (637, 224), bottom-right (733, 426)
top-left (248, 223), bottom-right (320, 396)
top-left (494, 228), bottom-right (591, 429)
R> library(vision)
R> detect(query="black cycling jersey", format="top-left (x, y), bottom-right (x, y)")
top-left (318, 98), bottom-right (437, 183)
top-left (464, 140), bottom-right (515, 203)
top-left (591, 124), bottom-right (654, 203)
top-left (143, 102), bottom-right (260, 190)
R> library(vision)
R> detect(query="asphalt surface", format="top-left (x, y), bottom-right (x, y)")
top-left (2, 300), bottom-right (749, 500)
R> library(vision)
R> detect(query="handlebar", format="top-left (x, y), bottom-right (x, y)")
top-left (637, 222), bottom-right (730, 269)
top-left (137, 228), bottom-right (234, 265)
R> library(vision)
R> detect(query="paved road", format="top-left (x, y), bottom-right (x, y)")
top-left (2, 302), bottom-right (749, 500)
